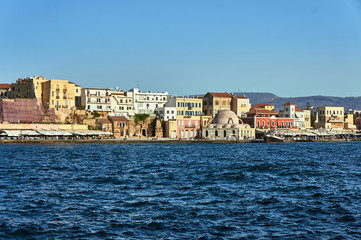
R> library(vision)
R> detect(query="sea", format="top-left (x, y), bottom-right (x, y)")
top-left (0, 142), bottom-right (361, 239)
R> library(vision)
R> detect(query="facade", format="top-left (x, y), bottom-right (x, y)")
top-left (203, 92), bottom-right (232, 117)
top-left (164, 119), bottom-right (177, 138)
top-left (314, 106), bottom-right (344, 130)
top-left (279, 102), bottom-right (306, 129)
top-left (242, 108), bottom-right (295, 129)
top-left (10, 76), bottom-right (76, 111)
top-left (96, 118), bottom-right (112, 132)
top-left (110, 90), bottom-right (135, 117)
top-left (130, 88), bottom-right (168, 115)
top-left (81, 88), bottom-right (112, 112)
top-left (0, 84), bottom-right (11, 99)
top-left (202, 110), bottom-right (255, 140)
top-left (231, 95), bottom-right (251, 117)
top-left (42, 80), bottom-right (76, 110)
top-left (108, 116), bottom-right (129, 138)
top-left (303, 109), bottom-right (312, 128)
top-left (157, 107), bottom-right (176, 121)
top-left (176, 117), bottom-right (201, 139)
top-left (167, 97), bottom-right (203, 117)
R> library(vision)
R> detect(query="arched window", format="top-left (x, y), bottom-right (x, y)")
top-left (215, 130), bottom-right (218, 137)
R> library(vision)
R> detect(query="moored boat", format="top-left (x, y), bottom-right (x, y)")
top-left (263, 134), bottom-right (284, 143)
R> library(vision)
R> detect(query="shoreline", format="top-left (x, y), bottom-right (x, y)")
top-left (0, 139), bottom-right (360, 144)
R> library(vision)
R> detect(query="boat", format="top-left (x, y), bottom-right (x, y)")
top-left (263, 134), bottom-right (284, 143)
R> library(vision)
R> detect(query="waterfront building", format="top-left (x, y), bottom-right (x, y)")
top-left (344, 113), bottom-right (356, 130)
top-left (109, 90), bottom-right (135, 117)
top-left (202, 110), bottom-right (255, 140)
top-left (176, 117), bottom-right (201, 139)
top-left (0, 84), bottom-right (11, 99)
top-left (242, 108), bottom-right (295, 129)
top-left (231, 95), bottom-right (251, 117)
top-left (164, 119), bottom-right (177, 138)
top-left (203, 92), bottom-right (232, 117)
top-left (81, 88), bottom-right (112, 113)
top-left (166, 96), bottom-right (203, 117)
top-left (314, 106), bottom-right (344, 130)
top-left (279, 102), bottom-right (306, 129)
top-left (303, 109), bottom-right (312, 129)
top-left (109, 116), bottom-right (129, 138)
top-left (250, 104), bottom-right (275, 111)
top-left (10, 76), bottom-right (76, 111)
top-left (96, 118), bottom-right (112, 133)
top-left (156, 107), bottom-right (176, 121)
top-left (130, 88), bottom-right (168, 115)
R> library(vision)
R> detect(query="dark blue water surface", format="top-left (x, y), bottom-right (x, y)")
top-left (1, 142), bottom-right (361, 239)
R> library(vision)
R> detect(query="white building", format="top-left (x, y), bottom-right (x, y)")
top-left (156, 107), bottom-right (177, 121)
top-left (130, 88), bottom-right (168, 115)
top-left (279, 102), bottom-right (305, 129)
top-left (81, 88), bottom-right (112, 112)
top-left (109, 90), bottom-right (135, 117)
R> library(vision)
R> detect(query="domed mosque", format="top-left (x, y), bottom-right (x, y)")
top-left (202, 110), bottom-right (255, 140)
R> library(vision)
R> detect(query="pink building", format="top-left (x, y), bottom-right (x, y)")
top-left (177, 118), bottom-right (201, 139)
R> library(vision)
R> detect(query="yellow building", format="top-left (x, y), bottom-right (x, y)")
top-left (203, 92), bottom-right (232, 117)
top-left (315, 106), bottom-right (344, 130)
top-left (167, 97), bottom-right (203, 118)
top-left (231, 95), bottom-right (251, 117)
top-left (10, 76), bottom-right (76, 111)
top-left (164, 119), bottom-right (177, 138)
top-left (303, 109), bottom-right (312, 129)
top-left (42, 80), bottom-right (76, 110)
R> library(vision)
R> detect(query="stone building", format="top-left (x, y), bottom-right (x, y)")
top-left (314, 106), bottom-right (344, 130)
top-left (108, 116), bottom-right (129, 138)
top-left (202, 110), bottom-right (255, 140)
top-left (203, 92), bottom-right (232, 117)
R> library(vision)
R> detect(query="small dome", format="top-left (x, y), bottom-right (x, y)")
top-left (212, 110), bottom-right (239, 125)
top-left (232, 124), bottom-right (242, 128)
top-left (215, 124), bottom-right (223, 128)
top-left (223, 124), bottom-right (232, 128)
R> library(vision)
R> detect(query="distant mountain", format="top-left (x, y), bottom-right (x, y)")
top-left (231, 92), bottom-right (361, 111)
top-left (186, 92), bottom-right (361, 111)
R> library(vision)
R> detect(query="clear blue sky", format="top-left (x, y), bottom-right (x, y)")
top-left (1, 0), bottom-right (361, 97)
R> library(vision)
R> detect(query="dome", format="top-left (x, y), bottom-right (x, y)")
top-left (215, 124), bottom-right (223, 128)
top-left (223, 124), bottom-right (232, 128)
top-left (232, 124), bottom-right (242, 129)
top-left (212, 110), bottom-right (239, 125)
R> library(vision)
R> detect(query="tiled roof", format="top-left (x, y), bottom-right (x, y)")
top-left (0, 84), bottom-right (11, 89)
top-left (250, 104), bottom-right (273, 109)
top-left (234, 95), bottom-right (248, 99)
top-left (283, 102), bottom-right (296, 106)
top-left (207, 92), bottom-right (232, 98)
top-left (246, 108), bottom-right (278, 115)
top-left (108, 116), bottom-right (128, 122)
top-left (295, 107), bottom-right (304, 112)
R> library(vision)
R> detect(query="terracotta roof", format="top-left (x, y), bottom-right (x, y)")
top-left (283, 102), bottom-right (296, 106)
top-left (108, 116), bottom-right (128, 122)
top-left (207, 92), bottom-right (232, 98)
top-left (295, 107), bottom-right (304, 112)
top-left (246, 108), bottom-right (278, 115)
top-left (234, 95), bottom-right (248, 99)
top-left (250, 104), bottom-right (273, 109)
top-left (0, 84), bottom-right (11, 89)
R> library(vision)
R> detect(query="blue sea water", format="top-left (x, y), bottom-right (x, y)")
top-left (0, 142), bottom-right (361, 239)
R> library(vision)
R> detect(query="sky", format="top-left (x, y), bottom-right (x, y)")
top-left (0, 0), bottom-right (361, 97)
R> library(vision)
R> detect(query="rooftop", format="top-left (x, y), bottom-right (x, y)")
top-left (207, 92), bottom-right (232, 98)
